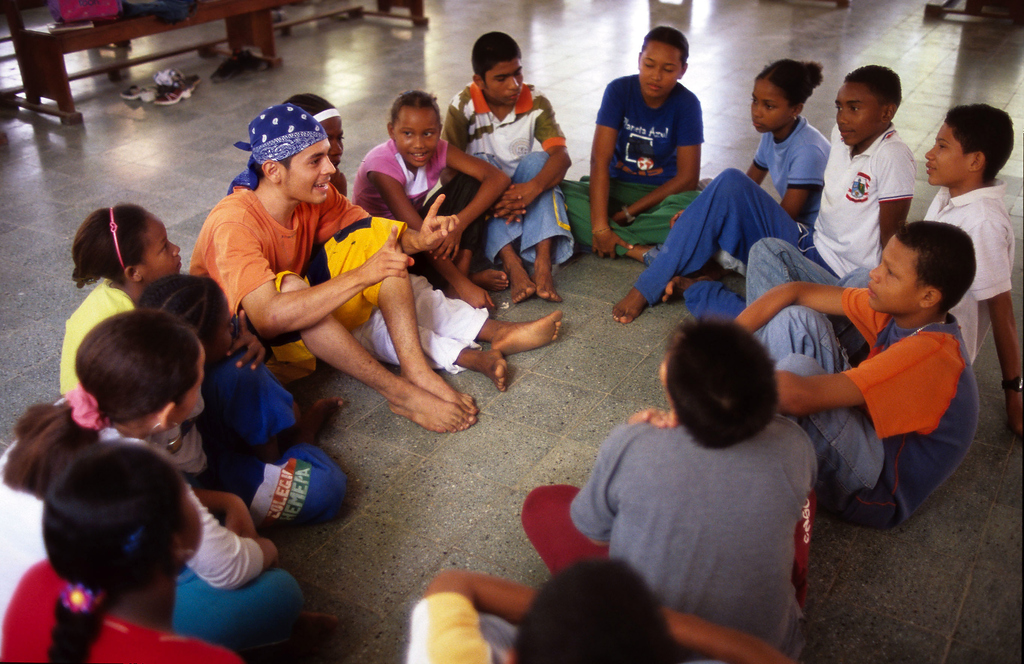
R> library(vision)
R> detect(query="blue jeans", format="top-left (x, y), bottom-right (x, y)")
top-left (175, 567), bottom-right (304, 651)
top-left (634, 168), bottom-right (805, 305)
top-left (482, 152), bottom-right (574, 265)
top-left (683, 233), bottom-right (837, 319)
top-left (760, 306), bottom-right (884, 514)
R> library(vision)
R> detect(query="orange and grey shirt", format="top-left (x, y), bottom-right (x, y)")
top-left (839, 288), bottom-right (979, 528)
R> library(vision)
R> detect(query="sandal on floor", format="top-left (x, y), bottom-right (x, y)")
top-left (120, 85), bottom-right (146, 100)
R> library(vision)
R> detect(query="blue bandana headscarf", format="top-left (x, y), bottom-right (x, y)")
top-left (227, 104), bottom-right (328, 194)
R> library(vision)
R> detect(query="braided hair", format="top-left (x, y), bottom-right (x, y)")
top-left (138, 275), bottom-right (228, 348)
top-left (43, 443), bottom-right (185, 662)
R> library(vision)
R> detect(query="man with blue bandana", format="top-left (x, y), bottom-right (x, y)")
top-left (192, 104), bottom-right (479, 433)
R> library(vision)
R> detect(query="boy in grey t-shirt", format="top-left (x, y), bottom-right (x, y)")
top-left (522, 319), bottom-right (816, 660)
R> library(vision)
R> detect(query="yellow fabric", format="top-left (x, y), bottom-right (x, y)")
top-left (60, 280), bottom-right (135, 394)
top-left (320, 217), bottom-right (407, 331)
top-left (263, 272), bottom-right (317, 384)
top-left (423, 593), bottom-right (490, 664)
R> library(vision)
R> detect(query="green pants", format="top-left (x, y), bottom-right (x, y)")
top-left (562, 178), bottom-right (700, 256)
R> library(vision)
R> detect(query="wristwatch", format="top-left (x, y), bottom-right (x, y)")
top-left (1002, 376), bottom-right (1023, 392)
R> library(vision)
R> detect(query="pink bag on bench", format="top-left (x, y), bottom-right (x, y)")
top-left (48, 0), bottom-right (122, 22)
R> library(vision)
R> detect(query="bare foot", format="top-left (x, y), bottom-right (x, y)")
top-left (470, 269), bottom-right (509, 291)
top-left (612, 288), bottom-right (648, 324)
top-left (404, 366), bottom-right (479, 416)
top-left (661, 275), bottom-right (711, 302)
top-left (451, 280), bottom-right (494, 309)
top-left (292, 397), bottom-right (344, 445)
top-left (388, 387), bottom-right (475, 432)
top-left (624, 243), bottom-right (652, 264)
top-left (533, 265), bottom-right (562, 302)
top-left (489, 311), bottom-right (563, 355)
top-left (505, 261), bottom-right (536, 303)
top-left (457, 348), bottom-right (508, 391)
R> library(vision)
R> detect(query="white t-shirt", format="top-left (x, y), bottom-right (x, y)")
top-left (924, 181), bottom-right (1014, 361)
top-left (813, 125), bottom-right (916, 276)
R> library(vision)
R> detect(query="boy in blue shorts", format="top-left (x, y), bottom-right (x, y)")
top-left (616, 66), bottom-right (915, 323)
top-left (921, 104), bottom-right (1020, 436)
top-left (442, 31), bottom-right (575, 304)
top-left (737, 221), bottom-right (979, 528)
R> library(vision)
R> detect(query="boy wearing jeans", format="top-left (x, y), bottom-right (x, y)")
top-left (442, 31), bottom-right (575, 304)
top-left (737, 222), bottom-right (979, 528)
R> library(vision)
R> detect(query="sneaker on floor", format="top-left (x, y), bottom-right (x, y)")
top-left (154, 85), bottom-right (192, 105)
top-left (120, 85), bottom-right (147, 100)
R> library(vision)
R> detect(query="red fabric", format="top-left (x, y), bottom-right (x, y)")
top-left (2, 562), bottom-right (243, 664)
top-left (791, 491), bottom-right (816, 609)
top-left (521, 485), bottom-right (609, 574)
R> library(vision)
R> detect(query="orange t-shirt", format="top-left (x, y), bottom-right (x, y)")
top-left (190, 187), bottom-right (368, 313)
top-left (841, 288), bottom-right (965, 438)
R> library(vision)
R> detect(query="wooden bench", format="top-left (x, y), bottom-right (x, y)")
top-left (924, 0), bottom-right (1024, 25)
top-left (1, 0), bottom-right (301, 124)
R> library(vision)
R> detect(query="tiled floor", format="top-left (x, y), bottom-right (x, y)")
top-left (1, 0), bottom-right (1022, 662)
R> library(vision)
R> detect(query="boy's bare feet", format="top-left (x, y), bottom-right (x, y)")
top-left (470, 269), bottom-right (509, 291)
top-left (661, 275), bottom-right (712, 302)
top-left (486, 311), bottom-right (563, 355)
top-left (388, 382), bottom-right (476, 432)
top-left (533, 264), bottom-right (562, 302)
top-left (404, 365), bottom-right (479, 416)
top-left (292, 397), bottom-right (344, 445)
top-left (456, 348), bottom-right (508, 391)
top-left (504, 261), bottom-right (537, 303)
top-left (612, 288), bottom-right (647, 324)
top-left (624, 243), bottom-right (652, 264)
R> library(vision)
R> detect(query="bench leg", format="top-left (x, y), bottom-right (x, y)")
top-left (225, 9), bottom-right (281, 65)
top-left (20, 37), bottom-right (79, 119)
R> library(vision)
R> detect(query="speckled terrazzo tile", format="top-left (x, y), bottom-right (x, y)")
top-left (611, 350), bottom-right (670, 410)
top-left (944, 640), bottom-right (1021, 664)
top-left (943, 441), bottom-right (1011, 502)
top-left (304, 514), bottom-right (449, 616)
top-left (288, 367), bottom-right (388, 430)
top-left (801, 596), bottom-right (947, 664)
top-left (364, 460), bottom-right (518, 547)
top-left (294, 581), bottom-right (390, 664)
top-left (530, 335), bottom-right (641, 393)
top-left (516, 438), bottom-right (599, 492)
top-left (998, 442), bottom-right (1022, 509)
top-left (554, 253), bottom-right (645, 304)
top-left (562, 393), bottom-right (650, 446)
top-left (975, 394), bottom-right (1023, 450)
top-left (857, 485), bottom-right (989, 561)
top-left (953, 564), bottom-right (1023, 659)
top-left (490, 289), bottom-right (601, 348)
top-left (0, 318), bottom-right (62, 377)
top-left (483, 372), bottom-right (605, 436)
top-left (0, 374), bottom-right (54, 440)
top-left (338, 611), bottom-right (409, 664)
top-left (319, 431), bottom-right (425, 513)
top-left (575, 302), bottom-right (681, 354)
top-left (448, 487), bottom-right (537, 568)
top-left (349, 398), bottom-right (456, 457)
top-left (829, 536), bottom-right (970, 633)
top-left (803, 511), bottom-right (860, 613)
top-left (264, 514), bottom-right (354, 571)
top-left (976, 504), bottom-right (1023, 576)
top-left (429, 415), bottom-right (555, 488)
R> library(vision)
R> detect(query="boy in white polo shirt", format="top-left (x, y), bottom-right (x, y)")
top-left (923, 104), bottom-right (1020, 436)
top-left (442, 31), bottom-right (574, 304)
top-left (674, 65), bottom-right (917, 320)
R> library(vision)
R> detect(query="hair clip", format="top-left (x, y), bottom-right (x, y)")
top-left (123, 525), bottom-right (144, 555)
top-left (60, 583), bottom-right (105, 614)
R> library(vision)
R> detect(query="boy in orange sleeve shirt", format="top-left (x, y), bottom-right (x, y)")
top-left (737, 221), bottom-right (979, 528)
